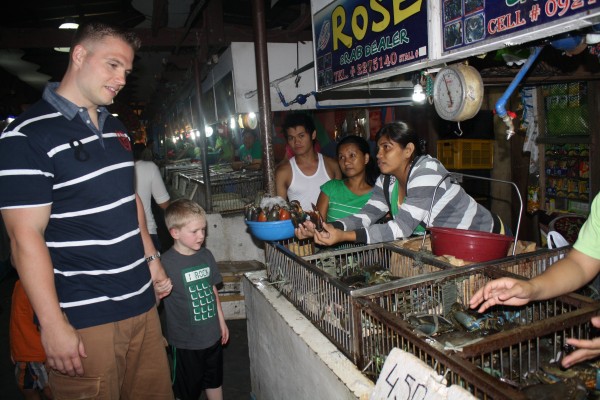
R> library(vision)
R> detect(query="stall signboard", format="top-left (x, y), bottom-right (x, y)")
top-left (442, 0), bottom-right (600, 54)
top-left (312, 0), bottom-right (429, 91)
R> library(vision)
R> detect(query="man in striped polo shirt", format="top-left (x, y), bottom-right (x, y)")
top-left (0, 22), bottom-right (174, 398)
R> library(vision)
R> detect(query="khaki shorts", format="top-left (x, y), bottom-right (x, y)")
top-left (49, 307), bottom-right (173, 400)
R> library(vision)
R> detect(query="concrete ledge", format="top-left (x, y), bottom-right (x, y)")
top-left (243, 271), bottom-right (374, 400)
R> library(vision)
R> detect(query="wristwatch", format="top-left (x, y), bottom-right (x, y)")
top-left (145, 252), bottom-right (161, 263)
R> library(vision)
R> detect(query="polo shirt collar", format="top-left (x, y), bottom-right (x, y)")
top-left (43, 82), bottom-right (110, 121)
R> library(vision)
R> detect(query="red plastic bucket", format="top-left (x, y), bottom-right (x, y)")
top-left (429, 227), bottom-right (514, 262)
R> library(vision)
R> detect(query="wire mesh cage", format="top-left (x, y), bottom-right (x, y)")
top-left (172, 166), bottom-right (263, 213)
top-left (196, 170), bottom-right (263, 213)
top-left (263, 240), bottom-right (455, 362)
top-left (489, 246), bottom-right (570, 279)
top-left (354, 297), bottom-right (526, 399)
top-left (356, 263), bottom-right (600, 397)
top-left (163, 163), bottom-right (200, 187)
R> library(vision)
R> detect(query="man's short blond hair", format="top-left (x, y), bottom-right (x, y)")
top-left (165, 199), bottom-right (206, 230)
top-left (71, 21), bottom-right (141, 53)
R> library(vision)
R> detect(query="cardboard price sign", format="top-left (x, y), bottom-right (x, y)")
top-left (370, 349), bottom-right (476, 400)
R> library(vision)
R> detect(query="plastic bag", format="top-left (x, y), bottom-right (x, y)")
top-left (548, 231), bottom-right (570, 249)
top-left (547, 231), bottom-right (569, 264)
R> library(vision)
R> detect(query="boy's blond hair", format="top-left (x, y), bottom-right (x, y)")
top-left (165, 199), bottom-right (206, 230)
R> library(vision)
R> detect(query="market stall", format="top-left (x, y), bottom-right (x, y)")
top-left (235, 0), bottom-right (600, 398)
top-left (147, 1), bottom-right (600, 398)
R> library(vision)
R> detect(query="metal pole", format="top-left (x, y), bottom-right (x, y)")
top-left (193, 57), bottom-right (213, 212)
top-left (251, 0), bottom-right (276, 196)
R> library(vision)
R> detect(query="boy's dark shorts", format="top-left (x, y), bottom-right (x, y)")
top-left (173, 340), bottom-right (223, 400)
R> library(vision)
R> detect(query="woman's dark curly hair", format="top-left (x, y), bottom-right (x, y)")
top-left (336, 135), bottom-right (380, 186)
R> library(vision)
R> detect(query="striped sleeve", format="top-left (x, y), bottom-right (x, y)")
top-left (0, 127), bottom-right (55, 209)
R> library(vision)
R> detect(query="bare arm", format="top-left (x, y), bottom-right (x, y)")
top-left (2, 207), bottom-right (86, 376)
top-left (150, 165), bottom-right (170, 209)
top-left (316, 191), bottom-right (329, 221)
top-left (213, 285), bottom-right (229, 345)
top-left (274, 162), bottom-right (292, 200)
top-left (526, 249), bottom-right (600, 297)
top-left (136, 195), bottom-right (172, 301)
top-left (470, 249), bottom-right (600, 312)
top-left (324, 156), bottom-right (342, 179)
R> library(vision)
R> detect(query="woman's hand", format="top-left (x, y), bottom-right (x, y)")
top-left (295, 220), bottom-right (316, 239)
top-left (313, 222), bottom-right (343, 246)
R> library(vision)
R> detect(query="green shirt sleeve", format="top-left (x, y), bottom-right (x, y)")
top-left (573, 194), bottom-right (600, 260)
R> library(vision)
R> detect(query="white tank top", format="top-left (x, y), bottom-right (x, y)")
top-left (287, 153), bottom-right (332, 211)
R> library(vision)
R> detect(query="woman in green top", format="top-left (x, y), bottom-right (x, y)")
top-left (315, 135), bottom-right (379, 222)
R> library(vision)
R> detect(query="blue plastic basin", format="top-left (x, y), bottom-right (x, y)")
top-left (245, 219), bottom-right (295, 241)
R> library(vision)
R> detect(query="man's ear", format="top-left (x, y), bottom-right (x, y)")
top-left (311, 130), bottom-right (317, 141)
top-left (71, 44), bottom-right (87, 68)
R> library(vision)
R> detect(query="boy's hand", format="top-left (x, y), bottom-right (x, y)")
top-left (153, 278), bottom-right (173, 302)
top-left (148, 260), bottom-right (173, 300)
top-left (220, 320), bottom-right (230, 345)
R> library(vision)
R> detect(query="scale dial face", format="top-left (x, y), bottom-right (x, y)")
top-left (243, 113), bottom-right (258, 130)
top-left (433, 64), bottom-right (484, 122)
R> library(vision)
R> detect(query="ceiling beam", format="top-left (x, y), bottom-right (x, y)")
top-left (0, 28), bottom-right (204, 49)
top-left (151, 0), bottom-right (169, 36)
top-left (174, 0), bottom-right (208, 54)
top-left (204, 0), bottom-right (225, 48)
top-left (222, 24), bottom-right (312, 43)
top-left (166, 54), bottom-right (195, 69)
top-left (0, 24), bottom-right (312, 51)
top-left (279, 3), bottom-right (311, 33)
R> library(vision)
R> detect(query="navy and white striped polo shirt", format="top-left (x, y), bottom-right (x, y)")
top-left (0, 83), bottom-right (154, 329)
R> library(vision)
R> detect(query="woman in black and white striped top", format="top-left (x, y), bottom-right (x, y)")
top-left (297, 121), bottom-right (504, 246)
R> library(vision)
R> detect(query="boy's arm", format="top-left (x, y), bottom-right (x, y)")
top-left (213, 285), bottom-right (229, 345)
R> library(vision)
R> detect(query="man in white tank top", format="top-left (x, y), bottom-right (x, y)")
top-left (275, 114), bottom-right (341, 210)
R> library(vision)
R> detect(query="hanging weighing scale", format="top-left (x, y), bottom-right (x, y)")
top-left (433, 63), bottom-right (484, 122)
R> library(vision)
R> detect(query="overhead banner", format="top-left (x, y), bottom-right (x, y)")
top-left (312, 0), bottom-right (429, 91)
top-left (442, 0), bottom-right (600, 53)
